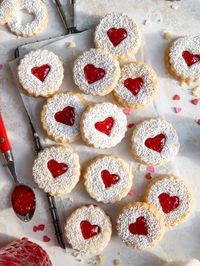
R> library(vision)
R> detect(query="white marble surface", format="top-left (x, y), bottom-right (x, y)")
top-left (0, 1), bottom-right (200, 266)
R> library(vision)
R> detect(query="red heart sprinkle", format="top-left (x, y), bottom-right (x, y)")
top-left (47, 160), bottom-right (68, 178)
top-left (174, 107), bottom-right (182, 113)
top-left (158, 193), bottom-right (179, 214)
top-left (129, 216), bottom-right (148, 235)
top-left (124, 77), bottom-right (144, 96)
top-left (128, 123), bottom-right (135, 128)
top-left (84, 64), bottom-right (105, 84)
top-left (145, 173), bottom-right (153, 180)
top-left (191, 99), bottom-right (199, 105)
top-left (31, 64), bottom-right (51, 82)
top-left (101, 170), bottom-right (120, 188)
top-left (196, 119), bottom-right (200, 125)
top-left (173, 94), bottom-right (181, 100)
top-left (107, 27), bottom-right (127, 46)
top-left (95, 117), bottom-right (114, 136)
top-left (182, 50), bottom-right (200, 67)
top-left (80, 220), bottom-right (101, 239)
top-left (43, 235), bottom-right (51, 243)
top-left (145, 133), bottom-right (166, 153)
top-left (54, 106), bottom-right (75, 126)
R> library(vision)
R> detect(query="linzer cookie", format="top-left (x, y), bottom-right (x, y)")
top-left (73, 48), bottom-right (120, 96)
top-left (166, 36), bottom-right (200, 84)
top-left (7, 0), bottom-right (48, 37)
top-left (18, 49), bottom-right (64, 97)
top-left (116, 202), bottom-right (165, 249)
top-left (113, 62), bottom-right (158, 108)
top-left (130, 118), bottom-right (180, 166)
top-left (64, 205), bottom-right (112, 254)
top-left (144, 175), bottom-right (193, 227)
top-left (80, 102), bottom-right (127, 149)
top-left (32, 145), bottom-right (80, 196)
top-left (41, 93), bottom-right (87, 143)
top-left (94, 13), bottom-right (141, 60)
top-left (84, 155), bottom-right (133, 203)
top-left (0, 0), bottom-right (18, 25)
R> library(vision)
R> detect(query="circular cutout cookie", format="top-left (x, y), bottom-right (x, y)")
top-left (166, 36), bottom-right (200, 84)
top-left (64, 205), bottom-right (112, 254)
top-left (116, 202), bottom-right (165, 249)
top-left (41, 93), bottom-right (87, 143)
top-left (144, 175), bottom-right (193, 227)
top-left (0, 0), bottom-right (18, 25)
top-left (18, 49), bottom-right (64, 97)
top-left (84, 155), bottom-right (133, 203)
top-left (32, 145), bottom-right (80, 196)
top-left (113, 62), bottom-right (158, 108)
top-left (73, 48), bottom-right (120, 96)
top-left (130, 118), bottom-right (180, 166)
top-left (80, 102), bottom-right (127, 149)
top-left (7, 0), bottom-right (48, 37)
top-left (94, 13), bottom-right (141, 60)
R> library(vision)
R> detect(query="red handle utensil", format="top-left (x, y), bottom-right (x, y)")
top-left (0, 114), bottom-right (11, 153)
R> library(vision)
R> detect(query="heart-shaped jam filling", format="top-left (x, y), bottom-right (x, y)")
top-left (95, 117), bottom-right (114, 136)
top-left (80, 220), bottom-right (101, 239)
top-left (145, 133), bottom-right (166, 153)
top-left (124, 77), bottom-right (144, 96)
top-left (129, 216), bottom-right (148, 236)
top-left (182, 50), bottom-right (200, 67)
top-left (54, 106), bottom-right (75, 126)
top-left (31, 64), bottom-right (51, 82)
top-left (101, 170), bottom-right (120, 188)
top-left (107, 27), bottom-right (127, 47)
top-left (84, 64), bottom-right (105, 84)
top-left (158, 193), bottom-right (179, 214)
top-left (47, 160), bottom-right (68, 178)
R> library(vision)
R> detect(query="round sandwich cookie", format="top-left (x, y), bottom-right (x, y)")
top-left (0, 0), bottom-right (18, 25)
top-left (64, 205), bottom-right (112, 254)
top-left (166, 36), bottom-right (200, 84)
top-left (113, 62), bottom-right (158, 109)
top-left (41, 93), bottom-right (87, 143)
top-left (94, 13), bottom-right (141, 60)
top-left (144, 175), bottom-right (193, 227)
top-left (73, 48), bottom-right (120, 96)
top-left (18, 49), bottom-right (64, 97)
top-left (32, 145), bottom-right (80, 196)
top-left (7, 0), bottom-right (48, 37)
top-left (80, 102), bottom-right (127, 149)
top-left (130, 118), bottom-right (180, 166)
top-left (84, 155), bottom-right (133, 203)
top-left (116, 202), bottom-right (165, 249)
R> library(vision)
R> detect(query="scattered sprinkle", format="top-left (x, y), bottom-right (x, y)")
top-left (113, 259), bottom-right (121, 266)
top-left (191, 99), bottom-right (199, 105)
top-left (163, 32), bottom-right (173, 40)
top-left (123, 108), bottom-right (132, 116)
top-left (147, 166), bottom-right (155, 173)
top-left (143, 19), bottom-right (151, 26)
top-left (145, 173), bottom-right (153, 180)
top-left (128, 122), bottom-right (134, 128)
top-left (196, 119), bottom-right (200, 125)
top-left (174, 107), bottom-right (182, 113)
top-left (67, 41), bottom-right (76, 48)
top-left (128, 187), bottom-right (137, 197)
top-left (43, 235), bottom-right (51, 242)
top-left (0, 64), bottom-right (3, 71)
top-left (192, 86), bottom-right (200, 97)
top-left (33, 224), bottom-right (45, 232)
top-left (173, 94), bottom-right (181, 100)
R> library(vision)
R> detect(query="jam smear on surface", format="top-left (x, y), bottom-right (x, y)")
top-left (101, 170), bottom-right (120, 188)
top-left (158, 193), bottom-right (179, 214)
top-left (107, 27), bottom-right (127, 46)
top-left (54, 106), bottom-right (75, 126)
top-left (80, 220), bottom-right (101, 239)
top-left (31, 64), bottom-right (51, 82)
top-left (47, 160), bottom-right (68, 178)
top-left (129, 216), bottom-right (148, 236)
top-left (145, 133), bottom-right (166, 153)
top-left (84, 64), bottom-right (105, 84)
top-left (124, 77), bottom-right (144, 96)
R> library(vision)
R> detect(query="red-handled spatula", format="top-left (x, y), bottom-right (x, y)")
top-left (0, 114), bottom-right (36, 222)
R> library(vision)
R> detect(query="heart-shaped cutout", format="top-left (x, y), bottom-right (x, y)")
top-left (101, 170), bottom-right (120, 188)
top-left (182, 50), bottom-right (200, 67)
top-left (47, 160), bottom-right (68, 178)
top-left (54, 106), bottom-right (75, 126)
top-left (84, 64), bottom-right (105, 84)
top-left (129, 216), bottom-right (148, 235)
top-left (95, 117), bottom-right (114, 136)
top-left (158, 193), bottom-right (179, 214)
top-left (31, 64), bottom-right (51, 82)
top-left (107, 27), bottom-right (127, 47)
top-left (124, 77), bottom-right (144, 96)
top-left (80, 220), bottom-right (101, 239)
top-left (145, 133), bottom-right (166, 153)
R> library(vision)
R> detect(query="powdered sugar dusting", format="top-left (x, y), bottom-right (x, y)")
top-left (117, 203), bottom-right (164, 249)
top-left (65, 205), bottom-right (112, 254)
top-left (18, 49), bottom-right (64, 97)
top-left (73, 48), bottom-right (120, 96)
top-left (32, 146), bottom-right (80, 195)
top-left (114, 62), bottom-right (158, 108)
top-left (42, 93), bottom-right (86, 142)
top-left (95, 13), bottom-right (141, 58)
top-left (0, 0), bottom-right (18, 25)
top-left (146, 175), bottom-right (192, 226)
top-left (81, 103), bottom-right (127, 149)
top-left (84, 155), bottom-right (133, 203)
top-left (131, 118), bottom-right (180, 165)
top-left (169, 36), bottom-right (200, 79)
top-left (7, 0), bottom-right (48, 36)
